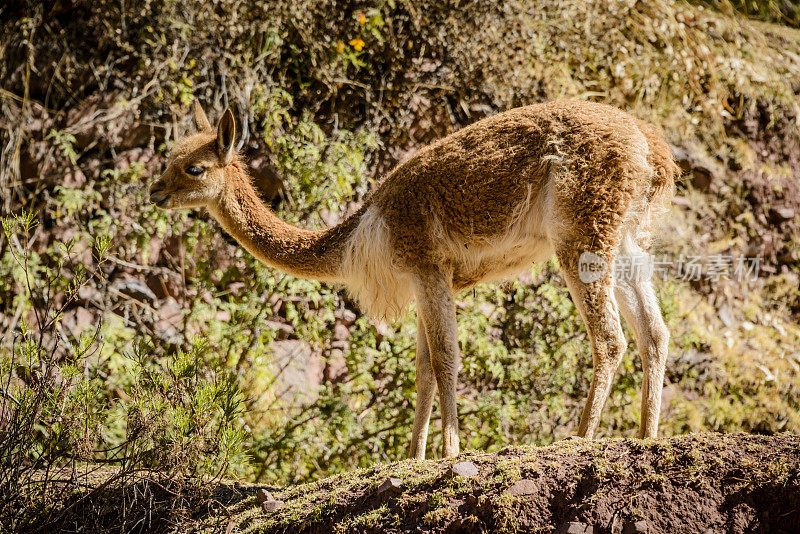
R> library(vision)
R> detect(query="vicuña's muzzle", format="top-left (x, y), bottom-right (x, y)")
top-left (149, 183), bottom-right (169, 206)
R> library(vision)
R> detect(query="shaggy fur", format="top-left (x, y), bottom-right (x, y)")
top-left (150, 100), bottom-right (678, 459)
top-left (341, 206), bottom-right (415, 318)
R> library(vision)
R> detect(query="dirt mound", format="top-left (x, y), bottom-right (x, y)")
top-left (198, 433), bottom-right (800, 534)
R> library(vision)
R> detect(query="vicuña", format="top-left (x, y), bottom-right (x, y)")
top-left (149, 100), bottom-right (677, 459)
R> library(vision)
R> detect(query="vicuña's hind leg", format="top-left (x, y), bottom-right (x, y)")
top-left (614, 248), bottom-right (669, 438)
top-left (557, 247), bottom-right (627, 439)
top-left (414, 269), bottom-right (461, 458)
top-left (410, 313), bottom-right (436, 460)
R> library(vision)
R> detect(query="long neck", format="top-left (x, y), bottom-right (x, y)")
top-left (209, 166), bottom-right (358, 282)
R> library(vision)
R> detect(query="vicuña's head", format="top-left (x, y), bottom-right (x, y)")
top-left (149, 102), bottom-right (238, 210)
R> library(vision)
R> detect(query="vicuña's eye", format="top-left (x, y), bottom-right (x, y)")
top-left (185, 166), bottom-right (205, 176)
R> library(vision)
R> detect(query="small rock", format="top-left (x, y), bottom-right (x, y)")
top-left (506, 478), bottom-right (537, 496)
top-left (64, 167), bottom-right (87, 187)
top-left (450, 461), bottom-right (479, 478)
top-left (555, 522), bottom-right (593, 534)
top-left (623, 520), bottom-right (648, 534)
top-left (155, 297), bottom-right (184, 344)
top-left (261, 500), bottom-right (284, 513)
top-left (477, 301), bottom-right (495, 317)
top-left (255, 487), bottom-right (283, 513)
top-left (377, 477), bottom-right (403, 496)
top-left (331, 339), bottom-right (348, 350)
top-left (324, 348), bottom-right (348, 382)
top-left (256, 489), bottom-right (274, 504)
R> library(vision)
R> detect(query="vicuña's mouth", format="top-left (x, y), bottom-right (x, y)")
top-left (149, 188), bottom-right (170, 208)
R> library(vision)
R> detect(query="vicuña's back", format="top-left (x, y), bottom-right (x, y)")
top-left (150, 100), bottom-right (678, 460)
top-left (344, 100), bottom-right (676, 319)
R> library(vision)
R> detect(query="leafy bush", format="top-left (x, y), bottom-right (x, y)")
top-left (0, 212), bottom-right (245, 532)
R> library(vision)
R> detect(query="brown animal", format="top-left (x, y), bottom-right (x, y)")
top-left (150, 100), bottom-right (677, 459)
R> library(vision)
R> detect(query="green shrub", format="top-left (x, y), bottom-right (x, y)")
top-left (0, 212), bottom-right (246, 532)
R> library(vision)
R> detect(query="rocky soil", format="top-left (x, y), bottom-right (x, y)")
top-left (194, 433), bottom-right (800, 534)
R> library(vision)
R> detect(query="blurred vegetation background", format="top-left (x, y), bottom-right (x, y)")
top-left (1, 0), bottom-right (800, 528)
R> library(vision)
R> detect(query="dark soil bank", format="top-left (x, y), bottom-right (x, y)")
top-left (214, 433), bottom-right (800, 534)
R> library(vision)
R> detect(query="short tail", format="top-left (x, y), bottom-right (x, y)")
top-left (636, 143), bottom-right (679, 250)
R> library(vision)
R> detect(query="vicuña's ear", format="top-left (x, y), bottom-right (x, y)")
top-left (193, 101), bottom-right (212, 132)
top-left (217, 108), bottom-right (236, 164)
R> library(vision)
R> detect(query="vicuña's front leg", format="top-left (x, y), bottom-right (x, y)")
top-left (410, 314), bottom-right (436, 460)
top-left (414, 270), bottom-right (461, 458)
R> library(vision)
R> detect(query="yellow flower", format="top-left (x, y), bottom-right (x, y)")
top-left (349, 38), bottom-right (365, 51)
top-left (337, 40), bottom-right (345, 53)
top-left (358, 12), bottom-right (366, 24)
